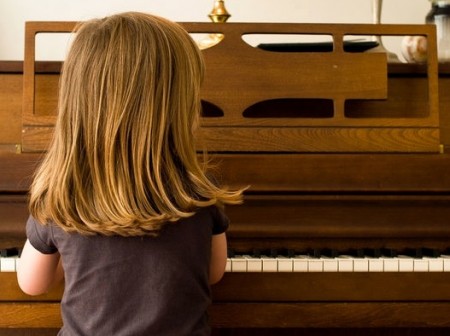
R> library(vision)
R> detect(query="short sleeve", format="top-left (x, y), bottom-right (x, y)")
top-left (26, 216), bottom-right (58, 254)
top-left (211, 205), bottom-right (230, 235)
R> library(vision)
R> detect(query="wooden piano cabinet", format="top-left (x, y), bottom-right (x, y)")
top-left (1, 21), bottom-right (450, 336)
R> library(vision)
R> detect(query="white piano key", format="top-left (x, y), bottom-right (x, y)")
top-left (261, 256), bottom-right (278, 272)
top-left (398, 256), bottom-right (414, 272)
top-left (246, 256), bottom-right (263, 272)
top-left (308, 259), bottom-right (323, 272)
top-left (413, 259), bottom-right (429, 272)
top-left (0, 257), bottom-right (17, 272)
top-left (277, 256), bottom-right (293, 272)
top-left (427, 257), bottom-right (444, 272)
top-left (442, 255), bottom-right (450, 272)
top-left (231, 256), bottom-right (247, 272)
top-left (353, 259), bottom-right (369, 272)
top-left (322, 258), bottom-right (338, 272)
top-left (368, 258), bottom-right (384, 272)
top-left (337, 256), bottom-right (353, 272)
top-left (225, 258), bottom-right (232, 272)
top-left (293, 255), bottom-right (309, 272)
top-left (383, 258), bottom-right (399, 272)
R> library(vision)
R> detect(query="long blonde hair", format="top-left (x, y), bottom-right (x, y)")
top-left (29, 12), bottom-right (242, 236)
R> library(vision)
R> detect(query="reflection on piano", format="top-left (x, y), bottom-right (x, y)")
top-left (1, 21), bottom-right (450, 336)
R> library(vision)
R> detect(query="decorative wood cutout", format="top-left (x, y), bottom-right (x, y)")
top-left (22, 22), bottom-right (439, 152)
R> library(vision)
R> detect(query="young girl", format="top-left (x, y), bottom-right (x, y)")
top-left (17, 12), bottom-right (242, 336)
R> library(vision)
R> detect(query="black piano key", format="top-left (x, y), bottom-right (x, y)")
top-left (312, 249), bottom-right (321, 258)
top-left (252, 249), bottom-right (262, 258)
top-left (276, 248), bottom-right (287, 257)
top-left (401, 248), bottom-right (419, 258)
top-left (373, 249), bottom-right (382, 258)
top-left (0, 248), bottom-right (19, 257)
top-left (287, 249), bottom-right (296, 258)
top-left (413, 248), bottom-right (423, 258)
top-left (345, 249), bottom-right (360, 258)
top-left (421, 248), bottom-right (441, 258)
top-left (356, 249), bottom-right (366, 258)
top-left (269, 248), bottom-right (278, 258)
top-left (380, 248), bottom-right (397, 258)
top-left (321, 248), bottom-right (338, 258)
top-left (364, 248), bottom-right (381, 258)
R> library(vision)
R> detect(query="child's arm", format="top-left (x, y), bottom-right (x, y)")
top-left (17, 239), bottom-right (64, 296)
top-left (209, 232), bottom-right (228, 284)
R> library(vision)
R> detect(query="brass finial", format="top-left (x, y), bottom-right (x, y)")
top-left (209, 0), bottom-right (231, 23)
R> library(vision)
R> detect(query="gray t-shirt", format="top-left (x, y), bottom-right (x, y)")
top-left (26, 205), bottom-right (229, 336)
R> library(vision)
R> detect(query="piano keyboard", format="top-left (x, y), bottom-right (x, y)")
top-left (225, 249), bottom-right (450, 273)
top-left (2, 248), bottom-right (450, 273)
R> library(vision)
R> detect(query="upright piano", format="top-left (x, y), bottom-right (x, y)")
top-left (1, 22), bottom-right (450, 336)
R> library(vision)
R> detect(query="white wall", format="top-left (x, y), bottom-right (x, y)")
top-left (0, 0), bottom-right (431, 61)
